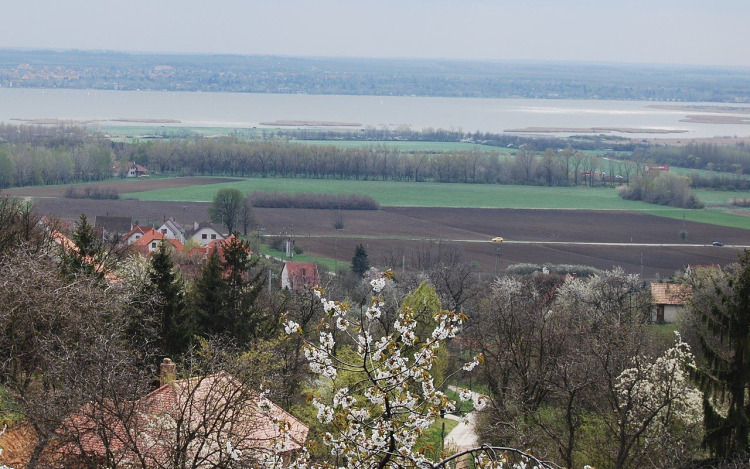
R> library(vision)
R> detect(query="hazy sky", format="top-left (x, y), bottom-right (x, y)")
top-left (2, 0), bottom-right (749, 67)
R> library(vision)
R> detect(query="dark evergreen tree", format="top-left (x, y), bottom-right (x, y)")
top-left (221, 234), bottom-right (265, 343)
top-left (351, 243), bottom-right (370, 278)
top-left (61, 213), bottom-right (104, 279)
top-left (193, 249), bottom-right (227, 337)
top-left (692, 250), bottom-right (750, 456)
top-left (150, 241), bottom-right (193, 355)
top-left (192, 236), bottom-right (266, 345)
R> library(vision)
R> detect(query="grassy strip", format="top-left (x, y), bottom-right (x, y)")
top-left (640, 207), bottom-right (750, 230)
top-left (256, 243), bottom-right (341, 272)
top-left (694, 189), bottom-right (750, 206)
top-left (416, 418), bottom-right (459, 461)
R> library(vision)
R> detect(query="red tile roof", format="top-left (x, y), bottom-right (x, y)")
top-left (651, 283), bottom-right (691, 305)
top-left (60, 372), bottom-right (307, 466)
top-left (283, 262), bottom-right (320, 290)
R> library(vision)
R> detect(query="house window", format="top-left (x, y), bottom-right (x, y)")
top-left (211, 234), bottom-right (217, 239)
top-left (202, 233), bottom-right (208, 240)
top-left (161, 229), bottom-right (167, 234)
top-left (151, 242), bottom-right (157, 248)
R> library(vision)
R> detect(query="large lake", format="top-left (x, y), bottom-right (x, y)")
top-left (1, 88), bottom-right (750, 139)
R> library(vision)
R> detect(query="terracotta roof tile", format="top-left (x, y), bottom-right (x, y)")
top-left (651, 283), bottom-right (691, 305)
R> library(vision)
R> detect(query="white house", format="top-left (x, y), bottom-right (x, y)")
top-left (157, 217), bottom-right (187, 244)
top-left (651, 283), bottom-right (691, 323)
top-left (186, 221), bottom-right (225, 246)
top-left (122, 226), bottom-right (154, 245)
top-left (112, 162), bottom-right (150, 178)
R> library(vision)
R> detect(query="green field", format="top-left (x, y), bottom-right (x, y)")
top-left (126, 178), bottom-right (651, 209)
top-left (694, 189), bottom-right (750, 206)
top-left (122, 177), bottom-right (750, 229)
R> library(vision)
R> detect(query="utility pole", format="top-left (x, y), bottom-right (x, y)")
top-left (640, 251), bottom-right (644, 280)
top-left (495, 247), bottom-right (500, 274)
top-left (334, 238), bottom-right (339, 273)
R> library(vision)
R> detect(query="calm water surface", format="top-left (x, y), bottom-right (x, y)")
top-left (1, 88), bottom-right (749, 139)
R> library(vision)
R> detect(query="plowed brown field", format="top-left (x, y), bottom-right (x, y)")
top-left (25, 199), bottom-right (750, 278)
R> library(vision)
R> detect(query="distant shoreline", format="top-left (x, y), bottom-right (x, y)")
top-left (11, 117), bottom-right (182, 125)
top-left (505, 127), bottom-right (688, 135)
top-left (259, 120), bottom-right (362, 127)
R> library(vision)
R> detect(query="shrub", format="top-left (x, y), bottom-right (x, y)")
top-left (730, 198), bottom-right (750, 207)
top-left (248, 191), bottom-right (380, 210)
top-left (64, 186), bottom-right (119, 200)
top-left (506, 263), bottom-right (601, 277)
top-left (617, 173), bottom-right (703, 209)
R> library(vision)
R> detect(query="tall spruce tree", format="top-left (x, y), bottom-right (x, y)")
top-left (150, 241), bottom-right (193, 355)
top-left (192, 236), bottom-right (265, 344)
top-left (221, 234), bottom-right (265, 342)
top-left (61, 213), bottom-right (104, 279)
top-left (692, 250), bottom-right (750, 456)
top-left (193, 248), bottom-right (227, 337)
top-left (351, 243), bottom-right (370, 278)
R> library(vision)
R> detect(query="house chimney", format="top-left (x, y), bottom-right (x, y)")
top-left (194, 221), bottom-right (199, 230)
top-left (160, 358), bottom-right (176, 386)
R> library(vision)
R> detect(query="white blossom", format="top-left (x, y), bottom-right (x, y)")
top-left (473, 394), bottom-right (490, 411)
top-left (462, 357), bottom-right (480, 372)
top-left (284, 320), bottom-right (300, 335)
top-left (370, 277), bottom-right (386, 293)
top-left (313, 399), bottom-right (334, 424)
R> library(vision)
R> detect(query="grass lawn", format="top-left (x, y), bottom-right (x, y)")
top-left (256, 243), bottom-right (341, 272)
top-left (694, 189), bottom-right (750, 206)
top-left (123, 178), bottom-right (750, 229)
top-left (125, 178), bottom-right (652, 209)
top-left (416, 418), bottom-right (459, 460)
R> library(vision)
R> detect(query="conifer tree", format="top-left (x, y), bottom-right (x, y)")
top-left (61, 213), bottom-right (104, 279)
top-left (193, 248), bottom-right (227, 337)
top-left (221, 234), bottom-right (265, 342)
top-left (351, 243), bottom-right (369, 277)
top-left (150, 241), bottom-right (193, 355)
top-left (192, 236), bottom-right (265, 345)
top-left (692, 250), bottom-right (750, 456)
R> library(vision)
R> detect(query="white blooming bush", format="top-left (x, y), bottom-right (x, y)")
top-left (278, 272), bottom-right (486, 469)
top-left (615, 332), bottom-right (703, 444)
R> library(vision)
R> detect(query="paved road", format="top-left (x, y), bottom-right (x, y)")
top-left (444, 386), bottom-right (480, 451)
top-left (265, 233), bottom-right (750, 249)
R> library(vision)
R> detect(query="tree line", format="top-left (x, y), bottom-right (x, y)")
top-left (0, 133), bottom-right (639, 189)
top-left (2, 123), bottom-right (749, 191)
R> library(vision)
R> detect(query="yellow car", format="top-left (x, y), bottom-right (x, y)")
top-left (491, 237), bottom-right (504, 242)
